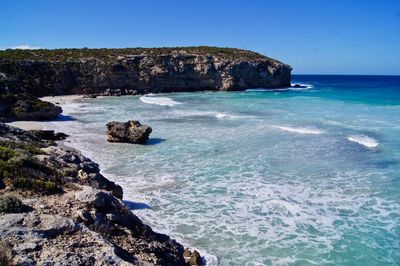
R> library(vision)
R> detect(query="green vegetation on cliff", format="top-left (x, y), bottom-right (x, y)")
top-left (0, 46), bottom-right (270, 62)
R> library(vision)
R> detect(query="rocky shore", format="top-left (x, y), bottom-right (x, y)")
top-left (0, 123), bottom-right (201, 265)
top-left (0, 47), bottom-right (292, 264)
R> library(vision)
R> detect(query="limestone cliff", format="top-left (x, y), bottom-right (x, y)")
top-left (0, 47), bottom-right (291, 96)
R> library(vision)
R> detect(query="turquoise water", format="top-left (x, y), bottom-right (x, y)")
top-left (45, 75), bottom-right (400, 265)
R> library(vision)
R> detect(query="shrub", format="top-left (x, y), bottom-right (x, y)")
top-left (0, 145), bottom-right (20, 180)
top-left (13, 178), bottom-right (60, 194)
top-left (0, 141), bottom-right (43, 155)
top-left (0, 146), bottom-right (17, 161)
top-left (0, 195), bottom-right (24, 213)
top-left (0, 46), bottom-right (270, 62)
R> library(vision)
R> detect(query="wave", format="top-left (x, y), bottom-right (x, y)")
top-left (347, 135), bottom-right (379, 148)
top-left (140, 95), bottom-right (182, 106)
top-left (246, 83), bottom-right (313, 92)
top-left (275, 125), bottom-right (324, 135)
top-left (215, 112), bottom-right (247, 119)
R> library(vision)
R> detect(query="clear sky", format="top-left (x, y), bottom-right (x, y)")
top-left (0, 0), bottom-right (399, 75)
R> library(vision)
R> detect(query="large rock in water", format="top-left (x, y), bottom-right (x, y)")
top-left (106, 120), bottom-right (152, 144)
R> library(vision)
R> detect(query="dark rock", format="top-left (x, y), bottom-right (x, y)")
top-left (29, 130), bottom-right (68, 141)
top-left (106, 120), bottom-right (152, 144)
top-left (0, 123), bottom-right (39, 143)
top-left (38, 146), bottom-right (123, 199)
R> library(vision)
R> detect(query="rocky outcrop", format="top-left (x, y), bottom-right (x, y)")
top-left (106, 120), bottom-right (152, 144)
top-left (0, 123), bottom-right (200, 265)
top-left (0, 47), bottom-right (291, 96)
top-left (0, 93), bottom-right (62, 122)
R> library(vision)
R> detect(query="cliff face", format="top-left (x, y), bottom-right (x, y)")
top-left (0, 47), bottom-right (291, 96)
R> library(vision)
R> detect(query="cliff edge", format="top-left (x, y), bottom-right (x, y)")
top-left (0, 47), bottom-right (291, 96)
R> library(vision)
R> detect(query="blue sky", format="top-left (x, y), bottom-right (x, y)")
top-left (0, 0), bottom-right (399, 75)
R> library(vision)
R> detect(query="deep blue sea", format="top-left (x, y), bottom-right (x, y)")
top-left (44, 75), bottom-right (400, 265)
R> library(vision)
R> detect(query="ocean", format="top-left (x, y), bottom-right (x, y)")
top-left (43, 75), bottom-right (400, 265)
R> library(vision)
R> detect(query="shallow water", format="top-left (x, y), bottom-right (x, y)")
top-left (44, 75), bottom-right (400, 265)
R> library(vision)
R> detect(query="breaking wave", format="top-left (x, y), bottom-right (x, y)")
top-left (140, 95), bottom-right (182, 106)
top-left (275, 125), bottom-right (325, 135)
top-left (347, 135), bottom-right (379, 148)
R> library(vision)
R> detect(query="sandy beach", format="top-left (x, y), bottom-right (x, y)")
top-left (40, 95), bottom-right (83, 105)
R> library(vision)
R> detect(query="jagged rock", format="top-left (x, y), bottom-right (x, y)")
top-left (183, 248), bottom-right (202, 265)
top-left (189, 250), bottom-right (202, 266)
top-left (106, 120), bottom-right (152, 144)
top-left (75, 186), bottom-right (122, 212)
top-left (37, 145), bottom-right (123, 199)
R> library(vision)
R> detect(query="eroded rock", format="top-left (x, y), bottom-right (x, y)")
top-left (106, 120), bottom-right (152, 144)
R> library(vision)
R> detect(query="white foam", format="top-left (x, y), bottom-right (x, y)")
top-left (245, 83), bottom-right (313, 92)
top-left (275, 125), bottom-right (324, 135)
top-left (347, 135), bottom-right (379, 148)
top-left (140, 95), bottom-right (182, 106)
top-left (215, 112), bottom-right (248, 119)
top-left (290, 83), bottom-right (314, 90)
top-left (172, 110), bottom-right (253, 120)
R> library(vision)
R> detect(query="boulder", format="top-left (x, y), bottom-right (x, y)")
top-left (106, 120), bottom-right (152, 144)
top-left (74, 187), bottom-right (123, 212)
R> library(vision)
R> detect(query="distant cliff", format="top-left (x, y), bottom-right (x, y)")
top-left (0, 47), bottom-right (291, 96)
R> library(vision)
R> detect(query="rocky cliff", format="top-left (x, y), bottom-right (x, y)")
top-left (0, 47), bottom-right (291, 96)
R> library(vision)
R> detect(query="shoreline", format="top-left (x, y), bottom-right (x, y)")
top-left (0, 122), bottom-right (200, 265)
top-left (37, 94), bottom-right (213, 264)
